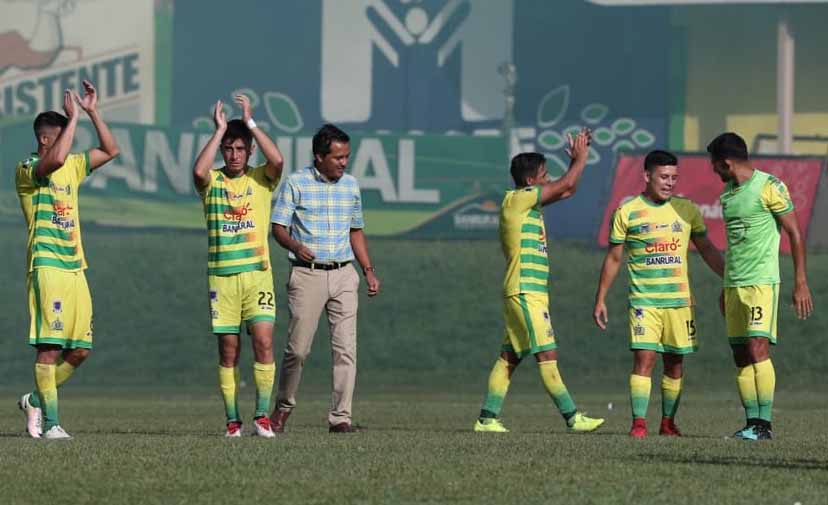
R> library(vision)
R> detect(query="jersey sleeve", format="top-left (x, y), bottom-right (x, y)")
top-left (511, 186), bottom-right (541, 212)
top-left (196, 169), bottom-right (215, 202)
top-left (689, 203), bottom-right (707, 236)
top-left (762, 177), bottom-right (794, 216)
top-left (270, 177), bottom-right (296, 226)
top-left (608, 208), bottom-right (627, 244)
top-left (14, 157), bottom-right (44, 196)
top-left (67, 152), bottom-right (90, 184)
top-left (251, 164), bottom-right (280, 192)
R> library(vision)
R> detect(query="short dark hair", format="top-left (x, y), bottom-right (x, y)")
top-left (644, 150), bottom-right (678, 172)
top-left (707, 132), bottom-right (749, 161)
top-left (312, 123), bottom-right (350, 157)
top-left (33, 111), bottom-right (68, 137)
top-left (510, 152), bottom-right (546, 187)
top-left (221, 119), bottom-right (253, 150)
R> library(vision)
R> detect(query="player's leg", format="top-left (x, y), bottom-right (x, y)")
top-left (627, 307), bottom-right (663, 438)
top-left (475, 350), bottom-right (521, 432)
top-left (747, 337), bottom-right (774, 439)
top-left (658, 306), bottom-right (695, 436)
top-left (272, 266), bottom-right (327, 430)
top-left (218, 333), bottom-right (243, 436)
top-left (242, 270), bottom-right (277, 437)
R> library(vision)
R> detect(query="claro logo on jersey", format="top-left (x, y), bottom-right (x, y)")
top-left (644, 238), bottom-right (681, 266)
top-left (222, 203), bottom-right (255, 233)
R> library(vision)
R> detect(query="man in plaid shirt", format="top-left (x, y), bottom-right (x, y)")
top-left (269, 123), bottom-right (381, 433)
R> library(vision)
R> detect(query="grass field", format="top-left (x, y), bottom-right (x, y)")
top-left (0, 388), bottom-right (826, 505)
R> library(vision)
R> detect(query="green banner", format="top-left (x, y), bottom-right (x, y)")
top-left (1, 122), bottom-right (508, 236)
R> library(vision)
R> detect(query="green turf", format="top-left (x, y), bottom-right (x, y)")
top-left (0, 389), bottom-right (826, 504)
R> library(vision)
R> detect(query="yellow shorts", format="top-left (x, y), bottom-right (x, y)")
top-left (27, 268), bottom-right (93, 349)
top-left (208, 269), bottom-right (275, 334)
top-left (629, 306), bottom-right (697, 354)
top-left (502, 294), bottom-right (556, 358)
top-left (725, 284), bottom-right (779, 344)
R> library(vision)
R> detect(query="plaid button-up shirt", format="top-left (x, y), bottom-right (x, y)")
top-left (270, 166), bottom-right (364, 262)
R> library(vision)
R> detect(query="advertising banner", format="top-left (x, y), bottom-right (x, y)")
top-left (598, 153), bottom-right (824, 252)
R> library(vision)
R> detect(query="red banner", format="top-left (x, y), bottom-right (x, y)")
top-left (598, 154), bottom-right (825, 253)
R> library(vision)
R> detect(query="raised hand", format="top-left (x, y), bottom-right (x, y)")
top-left (75, 80), bottom-right (98, 113)
top-left (62, 89), bottom-right (78, 119)
top-left (234, 94), bottom-right (252, 124)
top-left (213, 100), bottom-right (227, 132)
top-left (565, 127), bottom-right (591, 163)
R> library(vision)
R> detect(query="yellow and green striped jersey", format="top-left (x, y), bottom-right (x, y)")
top-left (15, 152), bottom-right (90, 272)
top-left (609, 195), bottom-right (707, 308)
top-left (199, 164), bottom-right (279, 276)
top-left (500, 186), bottom-right (549, 298)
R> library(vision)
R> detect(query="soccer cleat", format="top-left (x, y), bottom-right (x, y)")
top-left (253, 416), bottom-right (275, 438)
top-left (568, 412), bottom-right (605, 433)
top-left (474, 418), bottom-right (509, 433)
top-left (224, 421), bottom-right (243, 438)
top-left (18, 393), bottom-right (42, 438)
top-left (43, 425), bottom-right (72, 440)
top-left (732, 425), bottom-right (759, 441)
top-left (659, 417), bottom-right (682, 436)
top-left (629, 418), bottom-right (647, 438)
top-left (756, 425), bottom-right (773, 440)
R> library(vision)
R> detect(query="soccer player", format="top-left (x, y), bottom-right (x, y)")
top-left (192, 95), bottom-right (285, 438)
top-left (15, 80), bottom-right (120, 440)
top-left (707, 132), bottom-right (813, 440)
top-left (474, 129), bottom-right (605, 433)
top-left (593, 150), bottom-right (724, 438)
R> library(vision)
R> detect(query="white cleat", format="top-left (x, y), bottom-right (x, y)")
top-left (18, 393), bottom-right (42, 438)
top-left (43, 425), bottom-right (72, 440)
top-left (253, 417), bottom-right (276, 438)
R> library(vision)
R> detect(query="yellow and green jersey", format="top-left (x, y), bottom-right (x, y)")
top-left (15, 152), bottom-right (90, 272)
top-left (199, 164), bottom-right (279, 276)
top-left (609, 195), bottom-right (706, 308)
top-left (500, 186), bottom-right (549, 298)
top-left (721, 169), bottom-right (793, 287)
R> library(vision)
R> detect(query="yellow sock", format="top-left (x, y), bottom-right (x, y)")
top-left (754, 359), bottom-right (775, 422)
top-left (736, 365), bottom-right (759, 419)
top-left (661, 375), bottom-right (682, 418)
top-left (630, 374), bottom-right (651, 419)
top-left (538, 361), bottom-right (576, 419)
top-left (480, 358), bottom-right (512, 417)
top-left (55, 360), bottom-right (76, 387)
top-left (35, 363), bottom-right (59, 430)
top-left (253, 361), bottom-right (276, 418)
top-left (218, 366), bottom-right (240, 423)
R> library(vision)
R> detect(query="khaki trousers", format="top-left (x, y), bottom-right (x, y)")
top-left (276, 263), bottom-right (359, 425)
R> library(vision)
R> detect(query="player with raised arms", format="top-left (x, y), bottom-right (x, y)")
top-left (474, 128), bottom-right (605, 433)
top-left (593, 150), bottom-right (724, 438)
top-left (16, 80), bottom-right (120, 440)
top-left (707, 132), bottom-right (813, 440)
top-left (192, 95), bottom-right (284, 437)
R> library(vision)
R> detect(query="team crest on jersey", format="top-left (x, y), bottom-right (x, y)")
top-left (634, 308), bottom-right (644, 319)
top-left (672, 220), bottom-right (683, 232)
top-left (209, 290), bottom-right (218, 301)
top-left (52, 300), bottom-right (62, 314)
top-left (50, 320), bottom-right (64, 331)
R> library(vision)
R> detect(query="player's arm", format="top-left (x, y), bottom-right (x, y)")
top-left (594, 243), bottom-right (624, 330)
top-left (350, 228), bottom-right (380, 296)
top-left (74, 80), bottom-right (119, 171)
top-left (271, 224), bottom-right (315, 263)
top-left (235, 94), bottom-right (283, 182)
top-left (778, 211), bottom-right (814, 319)
top-left (35, 90), bottom-right (79, 178)
top-left (691, 234), bottom-right (724, 278)
top-left (193, 100), bottom-right (227, 191)
top-left (539, 128), bottom-right (591, 206)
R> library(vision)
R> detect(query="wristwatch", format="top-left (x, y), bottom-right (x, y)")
top-left (362, 266), bottom-right (376, 275)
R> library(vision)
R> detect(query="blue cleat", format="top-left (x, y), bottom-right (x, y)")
top-left (733, 425), bottom-right (759, 440)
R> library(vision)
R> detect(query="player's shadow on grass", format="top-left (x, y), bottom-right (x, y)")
top-left (635, 453), bottom-right (828, 471)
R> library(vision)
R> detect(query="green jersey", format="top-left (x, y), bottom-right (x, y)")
top-left (721, 169), bottom-right (793, 287)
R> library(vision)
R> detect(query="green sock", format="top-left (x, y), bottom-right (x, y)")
top-left (736, 365), bottom-right (760, 420)
top-left (29, 360), bottom-right (75, 409)
top-left (34, 363), bottom-right (59, 430)
top-left (661, 375), bottom-right (682, 419)
top-left (253, 362), bottom-right (276, 418)
top-left (630, 374), bottom-right (651, 420)
top-left (538, 361), bottom-right (576, 419)
top-left (480, 358), bottom-right (512, 418)
top-left (218, 365), bottom-right (240, 423)
top-left (754, 359), bottom-right (775, 422)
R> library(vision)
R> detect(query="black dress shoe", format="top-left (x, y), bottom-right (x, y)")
top-left (329, 422), bottom-right (361, 433)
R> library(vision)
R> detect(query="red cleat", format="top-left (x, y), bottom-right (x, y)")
top-left (659, 417), bottom-right (682, 436)
top-left (629, 418), bottom-right (647, 439)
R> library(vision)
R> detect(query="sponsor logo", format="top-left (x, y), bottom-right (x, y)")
top-left (543, 311), bottom-right (550, 321)
top-left (655, 223), bottom-right (668, 231)
top-left (645, 255), bottom-right (682, 266)
top-left (50, 214), bottom-right (75, 229)
top-left (50, 320), bottom-right (64, 331)
top-left (223, 202), bottom-right (252, 221)
top-left (52, 300), bottom-right (62, 314)
top-left (634, 308), bottom-right (644, 319)
top-left (210, 309), bottom-right (219, 320)
top-left (49, 182), bottom-right (72, 195)
top-left (640, 223), bottom-right (651, 234)
top-left (726, 218), bottom-right (749, 245)
top-left (209, 290), bottom-right (218, 301)
top-left (452, 200), bottom-right (498, 231)
top-left (644, 237), bottom-right (681, 254)
top-left (671, 220), bottom-right (683, 233)
top-left (54, 201), bottom-right (74, 217)
top-left (633, 324), bottom-right (645, 336)
top-left (221, 220), bottom-right (255, 233)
